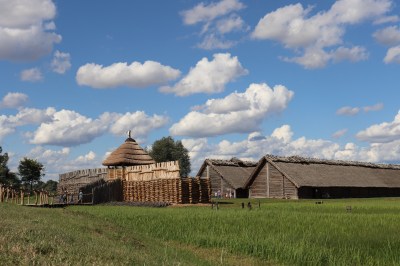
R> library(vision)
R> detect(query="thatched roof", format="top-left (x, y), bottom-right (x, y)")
top-left (102, 137), bottom-right (155, 167)
top-left (246, 154), bottom-right (400, 188)
top-left (197, 158), bottom-right (257, 189)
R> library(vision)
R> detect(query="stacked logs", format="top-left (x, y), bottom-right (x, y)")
top-left (123, 177), bottom-right (211, 204)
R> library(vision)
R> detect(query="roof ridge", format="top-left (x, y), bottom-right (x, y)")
top-left (265, 154), bottom-right (400, 170)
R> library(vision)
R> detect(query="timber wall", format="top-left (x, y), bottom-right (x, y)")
top-left (249, 162), bottom-right (298, 199)
top-left (58, 168), bottom-right (107, 197)
top-left (58, 161), bottom-right (211, 204)
top-left (123, 178), bottom-right (210, 204)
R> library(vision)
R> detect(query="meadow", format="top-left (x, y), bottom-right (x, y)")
top-left (1, 198), bottom-right (400, 265)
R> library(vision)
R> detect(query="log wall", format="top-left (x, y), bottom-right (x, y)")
top-left (123, 177), bottom-right (210, 204)
top-left (249, 162), bottom-right (268, 198)
top-left (58, 168), bottom-right (108, 199)
top-left (249, 162), bottom-right (298, 199)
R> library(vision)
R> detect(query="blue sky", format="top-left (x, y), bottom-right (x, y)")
top-left (1, 0), bottom-right (400, 181)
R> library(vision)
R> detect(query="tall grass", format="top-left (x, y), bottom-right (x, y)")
top-left (72, 198), bottom-right (400, 265)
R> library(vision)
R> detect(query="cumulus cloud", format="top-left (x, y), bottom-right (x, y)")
top-left (0, 93), bottom-right (28, 109)
top-left (373, 25), bottom-right (400, 63)
top-left (20, 68), bottom-right (43, 82)
top-left (26, 147), bottom-right (101, 181)
top-left (76, 60), bottom-right (181, 89)
top-left (181, 0), bottom-right (247, 49)
top-left (30, 109), bottom-right (112, 146)
top-left (0, 107), bottom-right (55, 140)
top-left (184, 124), bottom-right (400, 175)
top-left (110, 111), bottom-right (169, 137)
top-left (170, 83), bottom-right (294, 137)
top-left (356, 111), bottom-right (400, 143)
top-left (181, 0), bottom-right (244, 25)
top-left (51, 50), bottom-right (71, 74)
top-left (0, 0), bottom-right (61, 61)
top-left (160, 53), bottom-right (248, 96)
top-left (252, 0), bottom-right (392, 68)
top-left (373, 25), bottom-right (400, 46)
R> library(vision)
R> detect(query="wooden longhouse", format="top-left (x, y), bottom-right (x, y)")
top-left (196, 158), bottom-right (257, 198)
top-left (245, 155), bottom-right (400, 199)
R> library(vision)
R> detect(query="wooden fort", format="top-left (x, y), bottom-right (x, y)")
top-left (58, 136), bottom-right (210, 204)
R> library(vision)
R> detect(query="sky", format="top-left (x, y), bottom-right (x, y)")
top-left (1, 0), bottom-right (400, 181)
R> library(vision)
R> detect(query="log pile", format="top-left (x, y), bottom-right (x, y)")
top-left (123, 177), bottom-right (210, 204)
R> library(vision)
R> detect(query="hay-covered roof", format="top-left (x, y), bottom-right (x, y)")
top-left (197, 158), bottom-right (257, 189)
top-left (246, 154), bottom-right (400, 188)
top-left (102, 138), bottom-right (155, 167)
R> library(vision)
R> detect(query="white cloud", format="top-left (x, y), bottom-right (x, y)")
top-left (373, 26), bottom-right (400, 46)
top-left (160, 53), bottom-right (248, 96)
top-left (20, 68), bottom-right (43, 82)
top-left (170, 83), bottom-right (294, 137)
top-left (364, 102), bottom-right (384, 112)
top-left (181, 0), bottom-right (244, 25)
top-left (26, 147), bottom-right (101, 181)
top-left (51, 50), bottom-right (71, 74)
top-left (0, 92), bottom-right (28, 109)
top-left (384, 45), bottom-right (400, 63)
top-left (356, 111), bottom-right (400, 143)
top-left (184, 124), bottom-right (400, 175)
top-left (110, 111), bottom-right (169, 137)
top-left (337, 103), bottom-right (384, 116)
top-left (216, 14), bottom-right (247, 34)
top-left (332, 128), bottom-right (348, 139)
top-left (197, 34), bottom-right (237, 50)
top-left (0, 0), bottom-right (61, 61)
top-left (252, 0), bottom-right (392, 68)
top-left (76, 60), bottom-right (181, 89)
top-left (0, 107), bottom-right (55, 141)
top-left (331, 46), bottom-right (369, 62)
top-left (271, 125), bottom-right (293, 143)
top-left (336, 106), bottom-right (360, 116)
top-left (373, 15), bottom-right (400, 25)
top-left (181, 0), bottom-right (247, 50)
top-left (30, 109), bottom-right (112, 146)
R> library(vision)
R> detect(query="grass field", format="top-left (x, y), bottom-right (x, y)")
top-left (1, 198), bottom-right (400, 265)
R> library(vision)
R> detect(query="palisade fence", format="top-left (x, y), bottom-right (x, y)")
top-left (0, 184), bottom-right (53, 206)
top-left (58, 161), bottom-right (211, 205)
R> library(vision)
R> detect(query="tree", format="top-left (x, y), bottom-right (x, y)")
top-left (18, 157), bottom-right (45, 192)
top-left (0, 146), bottom-right (9, 184)
top-left (0, 146), bottom-right (20, 188)
top-left (148, 136), bottom-right (191, 177)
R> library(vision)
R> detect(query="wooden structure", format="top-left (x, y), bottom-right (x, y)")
top-left (57, 136), bottom-right (211, 204)
top-left (57, 168), bottom-right (107, 203)
top-left (196, 158), bottom-right (257, 198)
top-left (102, 137), bottom-right (155, 167)
top-left (0, 184), bottom-right (54, 206)
top-left (245, 155), bottom-right (400, 199)
top-left (122, 161), bottom-right (210, 204)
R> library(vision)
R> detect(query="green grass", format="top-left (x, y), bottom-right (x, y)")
top-left (2, 198), bottom-right (400, 265)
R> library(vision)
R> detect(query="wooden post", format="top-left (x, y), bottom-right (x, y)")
top-left (34, 190), bottom-right (38, 205)
top-left (20, 190), bottom-right (24, 205)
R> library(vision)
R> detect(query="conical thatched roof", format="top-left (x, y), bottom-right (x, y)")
top-left (102, 137), bottom-right (155, 167)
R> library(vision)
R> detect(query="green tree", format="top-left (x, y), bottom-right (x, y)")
top-left (18, 157), bottom-right (45, 192)
top-left (0, 146), bottom-right (20, 187)
top-left (148, 136), bottom-right (191, 177)
top-left (0, 146), bottom-right (9, 184)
